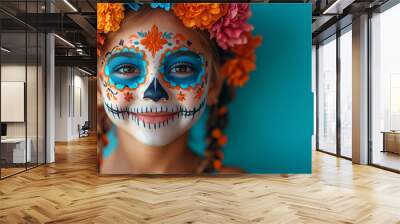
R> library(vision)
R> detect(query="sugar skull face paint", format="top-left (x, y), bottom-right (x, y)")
top-left (99, 11), bottom-right (210, 146)
top-left (104, 48), bottom-right (147, 90)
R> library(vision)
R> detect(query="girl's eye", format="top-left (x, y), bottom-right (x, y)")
top-left (115, 64), bottom-right (140, 77)
top-left (168, 63), bottom-right (194, 76)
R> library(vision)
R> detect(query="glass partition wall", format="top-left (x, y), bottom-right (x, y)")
top-left (0, 1), bottom-right (46, 179)
top-left (316, 26), bottom-right (353, 159)
top-left (339, 27), bottom-right (352, 159)
top-left (370, 3), bottom-right (400, 172)
top-left (317, 35), bottom-right (337, 155)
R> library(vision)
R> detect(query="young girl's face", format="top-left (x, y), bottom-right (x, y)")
top-left (98, 9), bottom-right (211, 146)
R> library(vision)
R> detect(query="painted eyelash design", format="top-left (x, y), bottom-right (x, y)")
top-left (104, 98), bottom-right (206, 130)
top-left (167, 61), bottom-right (193, 71)
top-left (104, 47), bottom-right (147, 90)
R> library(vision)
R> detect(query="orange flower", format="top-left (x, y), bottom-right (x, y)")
top-left (140, 25), bottom-right (168, 57)
top-left (217, 135), bottom-right (228, 146)
top-left (231, 32), bottom-right (262, 59)
top-left (176, 91), bottom-right (186, 102)
top-left (212, 129), bottom-right (222, 139)
top-left (97, 3), bottom-right (125, 34)
top-left (172, 3), bottom-right (228, 30)
top-left (221, 57), bottom-right (255, 87)
top-left (218, 106), bottom-right (228, 115)
top-left (97, 32), bottom-right (105, 56)
top-left (221, 32), bottom-right (262, 87)
top-left (215, 151), bottom-right (224, 160)
top-left (213, 159), bottom-right (222, 170)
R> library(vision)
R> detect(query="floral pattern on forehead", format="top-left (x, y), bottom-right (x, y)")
top-left (139, 25), bottom-right (168, 58)
top-left (128, 25), bottom-right (195, 57)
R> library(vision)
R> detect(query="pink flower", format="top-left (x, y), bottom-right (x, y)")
top-left (210, 3), bottom-right (253, 50)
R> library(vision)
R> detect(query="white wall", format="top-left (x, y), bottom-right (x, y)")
top-left (55, 66), bottom-right (69, 141)
top-left (312, 45), bottom-right (316, 150)
top-left (1, 65), bottom-right (40, 137)
top-left (54, 67), bottom-right (89, 141)
top-left (1, 64), bottom-right (46, 164)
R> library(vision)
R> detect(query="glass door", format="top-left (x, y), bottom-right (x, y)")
top-left (0, 0), bottom-right (47, 179)
top-left (317, 35), bottom-right (337, 154)
top-left (1, 30), bottom-right (28, 178)
top-left (339, 27), bottom-right (352, 159)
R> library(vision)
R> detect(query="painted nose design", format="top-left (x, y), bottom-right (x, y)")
top-left (143, 78), bottom-right (169, 102)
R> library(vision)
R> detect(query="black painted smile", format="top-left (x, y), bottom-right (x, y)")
top-left (104, 98), bottom-right (206, 129)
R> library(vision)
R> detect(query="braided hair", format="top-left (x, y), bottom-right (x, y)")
top-left (198, 42), bottom-right (237, 173)
top-left (203, 82), bottom-right (235, 173)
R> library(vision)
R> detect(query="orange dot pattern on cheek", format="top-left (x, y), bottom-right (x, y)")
top-left (176, 91), bottom-right (186, 102)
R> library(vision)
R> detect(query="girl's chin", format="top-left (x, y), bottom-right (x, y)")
top-left (118, 123), bottom-right (187, 147)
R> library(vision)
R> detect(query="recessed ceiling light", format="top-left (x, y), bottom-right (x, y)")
top-left (78, 67), bottom-right (93, 76)
top-left (1, 47), bottom-right (11, 53)
top-left (54, 34), bottom-right (75, 48)
top-left (63, 0), bottom-right (78, 12)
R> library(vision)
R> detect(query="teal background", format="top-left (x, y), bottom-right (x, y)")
top-left (189, 3), bottom-right (313, 173)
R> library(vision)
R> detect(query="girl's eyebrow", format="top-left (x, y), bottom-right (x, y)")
top-left (108, 51), bottom-right (143, 61)
top-left (166, 50), bottom-right (200, 59)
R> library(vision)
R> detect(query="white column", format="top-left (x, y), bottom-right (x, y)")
top-left (46, 32), bottom-right (55, 163)
top-left (352, 14), bottom-right (369, 164)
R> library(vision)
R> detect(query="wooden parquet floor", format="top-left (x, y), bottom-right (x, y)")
top-left (1, 135), bottom-right (400, 224)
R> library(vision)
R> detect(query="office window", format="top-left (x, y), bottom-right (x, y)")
top-left (318, 36), bottom-right (337, 154)
top-left (339, 27), bottom-right (352, 158)
top-left (371, 3), bottom-right (400, 171)
top-left (1, 31), bottom-right (28, 177)
top-left (0, 0), bottom-right (46, 179)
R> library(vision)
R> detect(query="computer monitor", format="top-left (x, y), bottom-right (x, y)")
top-left (1, 123), bottom-right (7, 137)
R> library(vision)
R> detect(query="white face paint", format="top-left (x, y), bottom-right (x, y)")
top-left (99, 13), bottom-right (210, 146)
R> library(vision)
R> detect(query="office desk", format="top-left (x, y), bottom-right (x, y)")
top-left (1, 138), bottom-right (31, 163)
top-left (382, 131), bottom-right (400, 154)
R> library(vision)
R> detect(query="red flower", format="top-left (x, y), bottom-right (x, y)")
top-left (210, 3), bottom-right (253, 50)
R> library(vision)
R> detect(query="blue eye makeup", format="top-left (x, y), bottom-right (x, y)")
top-left (105, 48), bottom-right (147, 90)
top-left (160, 48), bottom-right (205, 89)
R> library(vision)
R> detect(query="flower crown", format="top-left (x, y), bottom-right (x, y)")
top-left (97, 3), bottom-right (262, 87)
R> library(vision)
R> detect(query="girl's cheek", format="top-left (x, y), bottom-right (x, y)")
top-left (168, 73), bottom-right (208, 108)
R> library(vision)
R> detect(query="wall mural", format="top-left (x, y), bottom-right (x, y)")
top-left (97, 3), bottom-right (313, 174)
